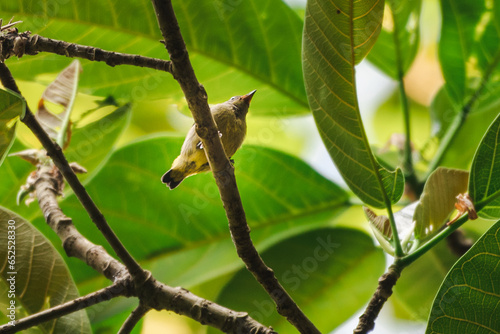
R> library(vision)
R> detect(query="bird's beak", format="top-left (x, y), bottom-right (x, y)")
top-left (241, 90), bottom-right (257, 104)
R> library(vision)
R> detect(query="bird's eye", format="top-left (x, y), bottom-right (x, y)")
top-left (230, 96), bottom-right (237, 101)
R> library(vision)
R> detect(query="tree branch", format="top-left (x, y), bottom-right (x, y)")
top-left (150, 1), bottom-right (320, 333)
top-left (33, 163), bottom-right (127, 280)
top-left (0, 284), bottom-right (127, 334)
top-left (353, 265), bottom-right (401, 334)
top-left (0, 61), bottom-right (146, 279)
top-left (144, 279), bottom-right (277, 334)
top-left (0, 59), bottom-right (275, 334)
top-left (117, 303), bottom-right (151, 334)
top-left (0, 30), bottom-right (173, 73)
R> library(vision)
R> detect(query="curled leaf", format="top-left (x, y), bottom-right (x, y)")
top-left (69, 162), bottom-right (87, 174)
top-left (447, 193), bottom-right (477, 225)
top-left (0, 89), bottom-right (24, 167)
top-left (364, 207), bottom-right (392, 238)
top-left (36, 60), bottom-right (82, 148)
top-left (16, 170), bottom-right (37, 205)
top-left (9, 148), bottom-right (46, 165)
top-left (364, 203), bottom-right (417, 256)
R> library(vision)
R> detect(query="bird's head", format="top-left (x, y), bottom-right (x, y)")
top-left (227, 90), bottom-right (256, 117)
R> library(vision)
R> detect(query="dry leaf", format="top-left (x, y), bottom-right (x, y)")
top-left (36, 60), bottom-right (82, 148)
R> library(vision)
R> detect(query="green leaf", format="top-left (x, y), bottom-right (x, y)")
top-left (2, 0), bottom-right (308, 116)
top-left (0, 104), bottom-right (130, 214)
top-left (426, 219), bottom-right (500, 334)
top-left (208, 228), bottom-right (385, 334)
top-left (0, 89), bottom-right (24, 168)
top-left (427, 1), bottom-right (500, 171)
top-left (368, 0), bottom-right (422, 78)
top-left (439, 0), bottom-right (500, 105)
top-left (470, 113), bottom-right (500, 219)
top-left (64, 104), bottom-right (132, 183)
top-left (50, 136), bottom-right (349, 286)
top-left (303, 0), bottom-right (404, 208)
top-left (0, 206), bottom-right (91, 333)
top-left (414, 168), bottom-right (469, 240)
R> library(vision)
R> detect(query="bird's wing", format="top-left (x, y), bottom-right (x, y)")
top-left (180, 125), bottom-right (202, 155)
top-left (195, 132), bottom-right (222, 150)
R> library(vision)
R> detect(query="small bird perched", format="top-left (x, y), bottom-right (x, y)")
top-left (162, 90), bottom-right (256, 189)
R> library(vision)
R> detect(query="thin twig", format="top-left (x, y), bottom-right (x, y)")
top-left (0, 284), bottom-right (127, 334)
top-left (0, 61), bottom-right (145, 278)
top-left (0, 31), bottom-right (173, 73)
top-left (117, 304), bottom-right (151, 334)
top-left (353, 265), bottom-right (401, 334)
top-left (150, 1), bottom-right (320, 333)
top-left (0, 20), bottom-right (23, 31)
top-left (118, 303), bottom-right (151, 334)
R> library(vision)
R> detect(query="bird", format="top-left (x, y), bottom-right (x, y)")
top-left (162, 90), bottom-right (256, 189)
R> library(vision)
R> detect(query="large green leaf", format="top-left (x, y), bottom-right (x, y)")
top-left (0, 104), bottom-right (130, 217)
top-left (429, 0), bottom-right (500, 172)
top-left (1, 0), bottom-right (308, 116)
top-left (208, 228), bottom-right (385, 334)
top-left (439, 0), bottom-right (500, 106)
top-left (470, 113), bottom-right (500, 219)
top-left (0, 206), bottom-right (91, 333)
top-left (368, 0), bottom-right (422, 78)
top-left (426, 219), bottom-right (500, 334)
top-left (0, 89), bottom-right (24, 168)
top-left (44, 136), bottom-right (349, 286)
top-left (303, 0), bottom-right (404, 208)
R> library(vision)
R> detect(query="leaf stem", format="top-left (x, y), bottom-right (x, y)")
top-left (399, 175), bottom-right (499, 267)
top-left (56, 62), bottom-right (79, 148)
top-left (389, 0), bottom-right (414, 180)
top-left (399, 79), bottom-right (413, 174)
top-left (398, 214), bottom-right (469, 267)
top-left (386, 203), bottom-right (404, 257)
top-left (425, 49), bottom-right (500, 179)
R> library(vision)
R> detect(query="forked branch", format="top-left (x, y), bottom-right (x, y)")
top-left (0, 61), bottom-right (275, 334)
top-left (150, 1), bottom-right (319, 333)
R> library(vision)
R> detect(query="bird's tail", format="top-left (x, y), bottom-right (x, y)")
top-left (161, 169), bottom-right (185, 190)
